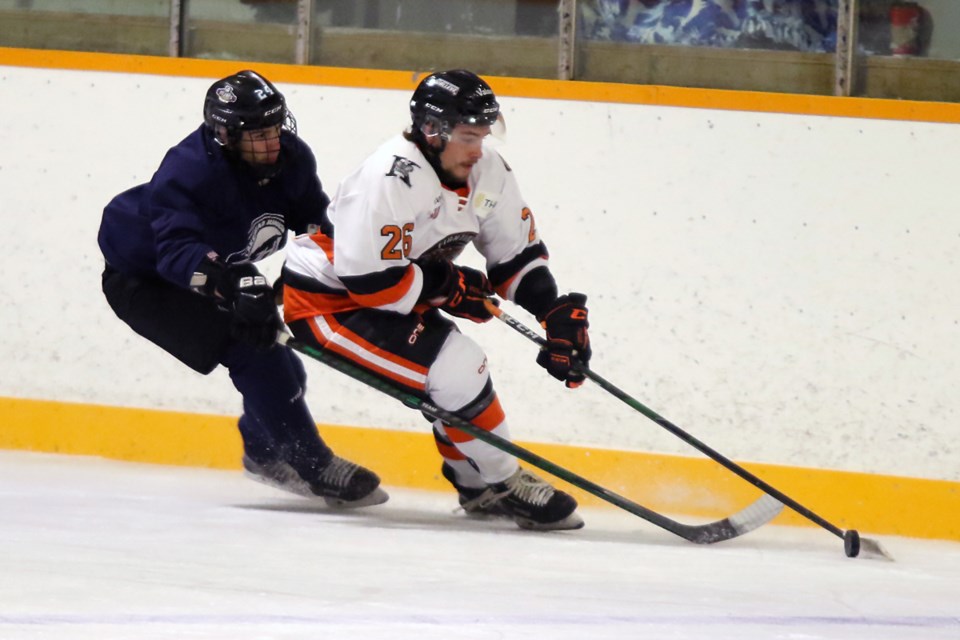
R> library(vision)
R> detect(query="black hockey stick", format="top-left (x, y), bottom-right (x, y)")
top-left (278, 332), bottom-right (782, 545)
top-left (484, 300), bottom-right (892, 560)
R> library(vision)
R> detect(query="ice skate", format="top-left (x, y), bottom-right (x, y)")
top-left (441, 462), bottom-right (510, 518)
top-left (244, 454), bottom-right (388, 508)
top-left (469, 467), bottom-right (584, 531)
top-left (243, 455), bottom-right (313, 497)
top-left (302, 455), bottom-right (389, 508)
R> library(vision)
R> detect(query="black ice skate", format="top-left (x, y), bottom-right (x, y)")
top-left (441, 462), bottom-right (510, 518)
top-left (243, 454), bottom-right (388, 508)
top-left (243, 455), bottom-right (313, 497)
top-left (466, 467), bottom-right (584, 531)
top-left (302, 455), bottom-right (389, 508)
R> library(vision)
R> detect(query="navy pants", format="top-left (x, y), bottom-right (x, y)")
top-left (102, 265), bottom-right (332, 472)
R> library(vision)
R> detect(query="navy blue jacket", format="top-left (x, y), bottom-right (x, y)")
top-left (98, 125), bottom-right (329, 288)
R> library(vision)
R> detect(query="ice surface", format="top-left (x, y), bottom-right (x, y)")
top-left (0, 450), bottom-right (956, 639)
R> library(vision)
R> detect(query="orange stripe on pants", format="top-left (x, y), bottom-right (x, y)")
top-left (434, 439), bottom-right (468, 461)
top-left (444, 395), bottom-right (505, 444)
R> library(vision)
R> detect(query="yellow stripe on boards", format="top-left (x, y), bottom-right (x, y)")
top-left (1, 396), bottom-right (957, 542)
top-left (0, 46), bottom-right (419, 90)
top-left (3, 46), bottom-right (960, 124)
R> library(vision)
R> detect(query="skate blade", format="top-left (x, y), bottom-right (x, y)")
top-left (456, 499), bottom-right (513, 519)
top-left (514, 511), bottom-right (585, 531)
top-left (322, 487), bottom-right (390, 509)
top-left (243, 469), bottom-right (314, 498)
top-left (459, 508), bottom-right (513, 520)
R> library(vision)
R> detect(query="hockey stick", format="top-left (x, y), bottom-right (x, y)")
top-left (278, 332), bottom-right (782, 545)
top-left (484, 299), bottom-right (892, 560)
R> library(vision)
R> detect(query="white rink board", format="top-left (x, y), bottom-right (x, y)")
top-left (1, 65), bottom-right (957, 482)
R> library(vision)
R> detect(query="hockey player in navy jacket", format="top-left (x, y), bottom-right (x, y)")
top-left (98, 70), bottom-right (385, 507)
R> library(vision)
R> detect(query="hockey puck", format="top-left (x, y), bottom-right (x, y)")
top-left (843, 529), bottom-right (861, 557)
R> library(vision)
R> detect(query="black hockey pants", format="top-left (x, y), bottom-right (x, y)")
top-left (101, 265), bottom-right (332, 469)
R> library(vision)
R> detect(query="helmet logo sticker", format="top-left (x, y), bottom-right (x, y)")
top-left (429, 77), bottom-right (460, 95)
top-left (216, 85), bottom-right (238, 103)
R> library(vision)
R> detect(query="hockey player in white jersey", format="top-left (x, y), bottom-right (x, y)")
top-left (282, 70), bottom-right (591, 530)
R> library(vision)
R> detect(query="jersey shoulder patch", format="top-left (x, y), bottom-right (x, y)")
top-left (386, 155), bottom-right (421, 187)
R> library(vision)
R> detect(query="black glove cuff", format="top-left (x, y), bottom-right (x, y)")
top-left (514, 266), bottom-right (558, 321)
top-left (416, 260), bottom-right (455, 303)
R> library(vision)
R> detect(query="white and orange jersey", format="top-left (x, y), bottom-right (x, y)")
top-left (284, 134), bottom-right (549, 322)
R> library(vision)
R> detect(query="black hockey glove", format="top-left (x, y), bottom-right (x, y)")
top-left (419, 261), bottom-right (497, 323)
top-left (222, 263), bottom-right (283, 351)
top-left (536, 293), bottom-right (591, 388)
top-left (441, 265), bottom-right (498, 323)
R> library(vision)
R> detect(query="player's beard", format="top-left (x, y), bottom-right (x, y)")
top-left (225, 145), bottom-right (285, 183)
top-left (248, 152), bottom-right (285, 181)
top-left (422, 146), bottom-right (467, 189)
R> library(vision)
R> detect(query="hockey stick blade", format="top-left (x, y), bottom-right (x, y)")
top-left (858, 537), bottom-right (894, 561)
top-left (683, 494), bottom-right (784, 544)
top-left (843, 529), bottom-right (895, 561)
top-left (280, 333), bottom-right (781, 545)
top-left (484, 300), bottom-right (892, 559)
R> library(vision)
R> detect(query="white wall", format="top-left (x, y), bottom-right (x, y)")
top-left (1, 65), bottom-right (957, 482)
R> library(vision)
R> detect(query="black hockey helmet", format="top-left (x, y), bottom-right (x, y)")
top-left (203, 70), bottom-right (297, 146)
top-left (409, 70), bottom-right (500, 141)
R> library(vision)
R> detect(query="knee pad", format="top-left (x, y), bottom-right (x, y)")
top-left (426, 331), bottom-right (490, 411)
